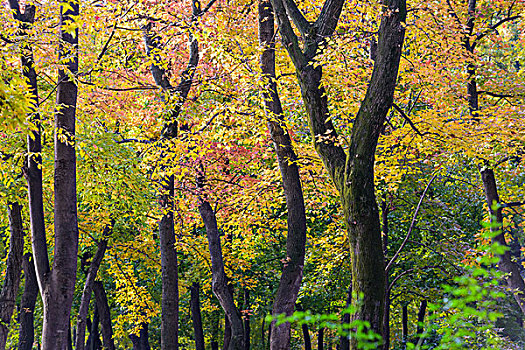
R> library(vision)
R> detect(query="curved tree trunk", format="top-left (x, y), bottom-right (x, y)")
top-left (18, 253), bottom-right (38, 350)
top-left (270, 0), bottom-right (406, 347)
top-left (199, 200), bottom-right (245, 350)
top-left (76, 238), bottom-right (108, 350)
top-left (258, 2), bottom-right (307, 349)
top-left (0, 202), bottom-right (25, 350)
top-left (93, 281), bottom-right (115, 350)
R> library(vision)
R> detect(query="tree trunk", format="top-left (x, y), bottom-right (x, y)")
top-left (302, 324), bottom-right (312, 350)
top-left (129, 323), bottom-right (150, 350)
top-left (6, 2), bottom-right (48, 302)
top-left (401, 303), bottom-right (408, 347)
top-left (143, 4), bottom-right (200, 345)
top-left (258, 3), bottom-right (307, 350)
top-left (340, 287), bottom-right (351, 350)
top-left (415, 299), bottom-right (427, 344)
top-left (198, 200), bottom-right (245, 350)
top-left (190, 282), bottom-right (205, 350)
top-left (93, 281), bottom-right (115, 350)
top-left (382, 200), bottom-right (390, 350)
top-left (88, 303), bottom-right (101, 350)
top-left (223, 313), bottom-right (231, 350)
top-left (244, 289), bottom-right (250, 350)
top-left (0, 202), bottom-right (25, 350)
top-left (76, 239), bottom-right (108, 350)
top-left (481, 169), bottom-right (525, 313)
top-left (19, 253), bottom-right (38, 350)
top-left (39, 1), bottom-right (80, 348)
top-left (318, 328), bottom-right (324, 350)
top-left (270, 0), bottom-right (406, 347)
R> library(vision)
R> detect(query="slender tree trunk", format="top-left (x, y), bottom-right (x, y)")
top-left (6, 3), bottom-right (48, 304)
top-left (382, 199), bottom-right (390, 350)
top-left (93, 281), bottom-right (115, 350)
top-left (223, 313), bottom-right (232, 350)
top-left (461, 0), bottom-right (525, 317)
top-left (190, 282), bottom-right (205, 350)
top-left (302, 323), bottom-right (312, 350)
top-left (244, 289), bottom-right (251, 350)
top-left (88, 303), bottom-right (101, 350)
top-left (212, 312), bottom-right (219, 350)
top-left (0, 202), bottom-right (25, 350)
top-left (19, 253), bottom-right (38, 350)
top-left (258, 2), bottom-right (307, 349)
top-left (143, 4), bottom-right (200, 345)
top-left (415, 299), bottom-right (427, 344)
top-left (270, 0), bottom-right (406, 347)
top-left (318, 328), bottom-right (324, 350)
top-left (340, 287), bottom-right (351, 350)
top-left (401, 303), bottom-right (408, 347)
top-left (76, 239), bottom-right (108, 350)
top-left (481, 169), bottom-right (525, 313)
top-left (199, 200), bottom-right (245, 350)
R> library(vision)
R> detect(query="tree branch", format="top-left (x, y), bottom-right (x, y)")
top-left (385, 172), bottom-right (439, 273)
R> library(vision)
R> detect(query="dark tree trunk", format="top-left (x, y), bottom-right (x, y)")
top-left (270, 0), bottom-right (406, 347)
top-left (0, 202), bottom-right (25, 350)
top-left (212, 312), bottom-right (219, 350)
top-left (93, 281), bottom-right (115, 350)
top-left (318, 328), bottom-right (324, 350)
top-left (243, 289), bottom-right (250, 350)
top-left (88, 303), bottom-right (101, 350)
top-left (401, 303), bottom-right (408, 347)
top-left (39, 1), bottom-right (80, 348)
top-left (190, 282), bottom-right (205, 350)
top-left (199, 200), bottom-right (245, 350)
top-left (415, 299), bottom-right (427, 343)
top-left (258, 2), bottom-right (308, 350)
top-left (76, 239), bottom-right (108, 350)
top-left (481, 169), bottom-right (525, 313)
top-left (461, 0), bottom-right (525, 317)
top-left (18, 253), bottom-right (38, 350)
top-left (129, 323), bottom-right (150, 350)
top-left (381, 200), bottom-right (390, 350)
top-left (143, 3), bottom-right (200, 345)
top-left (302, 323), bottom-right (312, 350)
top-left (223, 314), bottom-right (232, 350)
top-left (6, 3), bottom-right (48, 303)
top-left (340, 287), bottom-right (351, 350)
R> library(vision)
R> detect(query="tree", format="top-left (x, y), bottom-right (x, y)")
top-left (269, 0), bottom-right (406, 344)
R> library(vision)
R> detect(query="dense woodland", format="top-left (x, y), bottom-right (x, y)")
top-left (0, 0), bottom-right (525, 349)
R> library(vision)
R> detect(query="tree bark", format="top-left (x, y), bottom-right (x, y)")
top-left (401, 303), bottom-right (408, 347)
top-left (339, 287), bottom-right (351, 350)
top-left (270, 0), bottom-right (406, 347)
top-left (7, 2), bottom-right (48, 301)
top-left (243, 289), bottom-right (250, 350)
top-left (190, 282), bottom-right (205, 350)
top-left (481, 169), bottom-right (525, 313)
top-left (143, 3), bottom-right (200, 346)
top-left (38, 1), bottom-right (81, 348)
top-left (18, 253), bottom-right (38, 350)
top-left (302, 323), bottom-right (312, 350)
top-left (198, 200), bottom-right (245, 350)
top-left (129, 323), bottom-right (150, 350)
top-left (93, 281), bottom-right (115, 350)
top-left (415, 299), bottom-right (427, 344)
top-left (318, 328), bottom-right (324, 350)
top-left (223, 312), bottom-right (231, 350)
top-left (381, 201), bottom-right (390, 350)
top-left (258, 2), bottom-right (308, 350)
top-left (76, 239), bottom-right (108, 350)
top-left (0, 202), bottom-right (25, 350)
